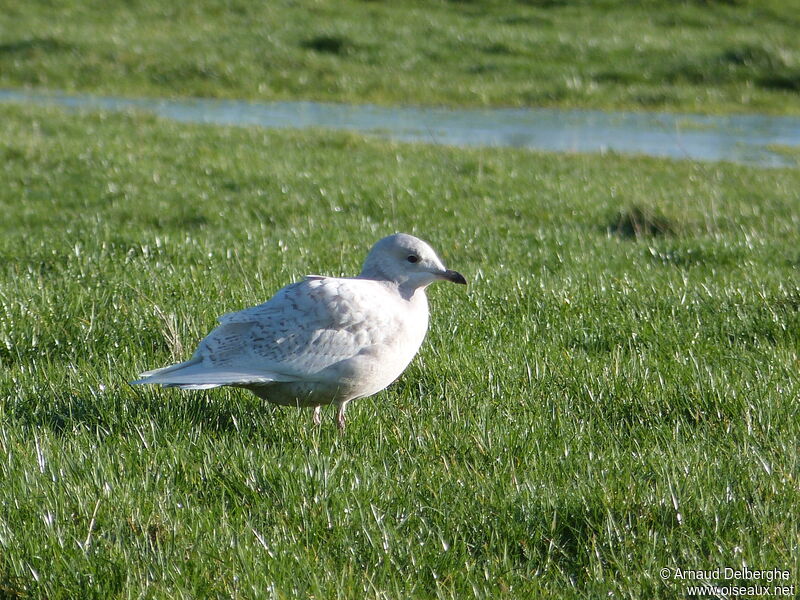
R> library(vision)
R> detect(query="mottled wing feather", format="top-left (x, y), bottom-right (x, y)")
top-left (195, 277), bottom-right (394, 381)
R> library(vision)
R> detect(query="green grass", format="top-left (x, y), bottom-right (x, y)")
top-left (1, 103), bottom-right (799, 598)
top-left (1, 0), bottom-right (800, 114)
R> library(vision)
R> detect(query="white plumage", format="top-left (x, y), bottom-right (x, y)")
top-left (132, 233), bottom-right (466, 428)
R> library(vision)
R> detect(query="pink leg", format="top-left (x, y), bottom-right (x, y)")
top-left (336, 402), bottom-right (348, 431)
top-left (312, 405), bottom-right (322, 426)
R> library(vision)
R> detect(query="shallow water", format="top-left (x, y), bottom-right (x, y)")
top-left (2, 88), bottom-right (799, 167)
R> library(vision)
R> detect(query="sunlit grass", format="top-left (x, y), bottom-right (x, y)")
top-left (1, 104), bottom-right (799, 598)
top-left (0, 0), bottom-right (799, 114)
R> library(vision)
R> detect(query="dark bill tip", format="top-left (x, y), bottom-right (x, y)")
top-left (443, 269), bottom-right (467, 285)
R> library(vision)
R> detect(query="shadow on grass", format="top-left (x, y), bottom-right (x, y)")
top-left (0, 37), bottom-right (76, 55)
top-left (5, 387), bottom-right (284, 442)
top-left (449, 496), bottom-right (680, 593)
top-left (759, 72), bottom-right (800, 92)
top-left (301, 34), bottom-right (353, 55)
top-left (660, 42), bottom-right (799, 91)
top-left (608, 205), bottom-right (678, 239)
top-left (0, 573), bottom-right (27, 600)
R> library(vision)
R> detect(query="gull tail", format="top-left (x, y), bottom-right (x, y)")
top-left (131, 357), bottom-right (286, 390)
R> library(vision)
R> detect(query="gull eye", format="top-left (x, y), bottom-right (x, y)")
top-left (407, 255), bottom-right (420, 264)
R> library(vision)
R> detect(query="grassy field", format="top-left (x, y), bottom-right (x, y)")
top-left (1, 0), bottom-right (799, 114)
top-left (1, 102), bottom-right (799, 598)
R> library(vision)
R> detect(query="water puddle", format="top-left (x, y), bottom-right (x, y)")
top-left (2, 88), bottom-right (799, 167)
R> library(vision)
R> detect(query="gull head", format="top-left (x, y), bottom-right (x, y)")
top-left (359, 233), bottom-right (466, 289)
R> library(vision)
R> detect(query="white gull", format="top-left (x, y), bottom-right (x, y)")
top-left (132, 233), bottom-right (466, 429)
